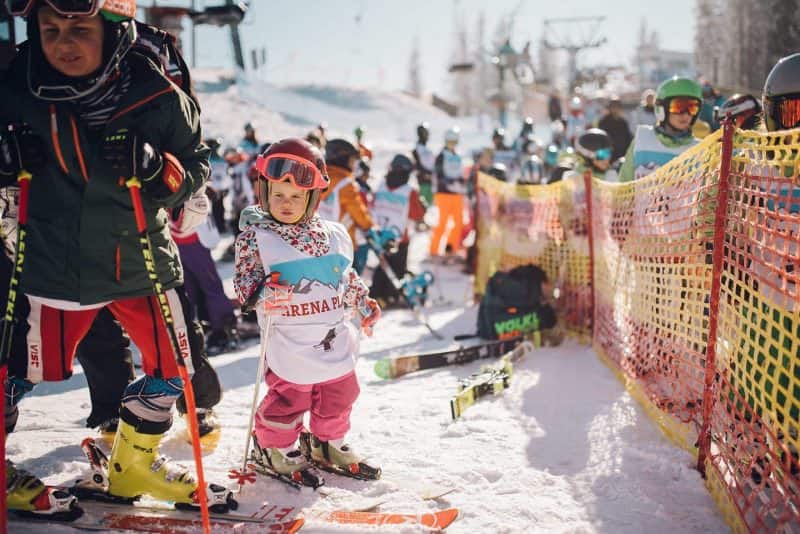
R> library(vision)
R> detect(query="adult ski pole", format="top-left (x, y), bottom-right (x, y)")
top-left (0, 167), bottom-right (31, 534)
top-left (125, 177), bottom-right (211, 534)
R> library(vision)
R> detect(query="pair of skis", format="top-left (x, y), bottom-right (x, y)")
top-left (11, 436), bottom-right (459, 532)
top-left (450, 340), bottom-right (535, 419)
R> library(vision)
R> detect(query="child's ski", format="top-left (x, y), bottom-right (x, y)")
top-left (11, 499), bottom-right (303, 533)
top-left (375, 336), bottom-right (523, 379)
top-left (307, 507), bottom-right (459, 530)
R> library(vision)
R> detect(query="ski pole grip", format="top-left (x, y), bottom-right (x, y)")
top-left (16, 170), bottom-right (31, 226)
top-left (125, 177), bottom-right (148, 233)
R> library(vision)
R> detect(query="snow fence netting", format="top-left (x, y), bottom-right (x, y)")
top-left (474, 123), bottom-right (800, 532)
top-left (474, 171), bottom-right (593, 342)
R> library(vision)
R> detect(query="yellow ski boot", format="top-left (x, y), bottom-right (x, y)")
top-left (6, 460), bottom-right (82, 521)
top-left (107, 419), bottom-right (235, 512)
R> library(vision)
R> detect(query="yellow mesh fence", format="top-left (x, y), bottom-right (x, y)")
top-left (473, 124), bottom-right (800, 531)
top-left (590, 126), bottom-right (800, 532)
top-left (474, 171), bottom-right (592, 339)
top-left (592, 131), bottom-right (721, 450)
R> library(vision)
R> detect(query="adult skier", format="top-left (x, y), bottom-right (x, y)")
top-left (0, 0), bottom-right (231, 515)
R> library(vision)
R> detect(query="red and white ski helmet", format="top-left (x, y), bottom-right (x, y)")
top-left (256, 137), bottom-right (329, 223)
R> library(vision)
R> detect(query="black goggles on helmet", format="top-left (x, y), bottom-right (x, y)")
top-left (765, 94), bottom-right (800, 130)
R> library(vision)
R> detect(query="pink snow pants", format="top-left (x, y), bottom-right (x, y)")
top-left (254, 370), bottom-right (360, 449)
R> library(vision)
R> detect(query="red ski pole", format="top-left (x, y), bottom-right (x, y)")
top-left (0, 168), bottom-right (31, 534)
top-left (125, 177), bottom-right (211, 534)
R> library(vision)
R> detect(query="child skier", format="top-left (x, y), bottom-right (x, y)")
top-left (317, 138), bottom-right (375, 253)
top-left (170, 187), bottom-right (239, 356)
top-left (619, 76), bottom-right (703, 182)
top-left (234, 138), bottom-right (381, 483)
top-left (430, 126), bottom-right (467, 260)
top-left (573, 128), bottom-right (616, 180)
top-left (0, 0), bottom-right (232, 516)
top-left (369, 154), bottom-right (427, 307)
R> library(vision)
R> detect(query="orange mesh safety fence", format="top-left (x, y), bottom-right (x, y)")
top-left (591, 131), bottom-right (721, 451)
top-left (474, 171), bottom-right (592, 339)
top-left (474, 125), bottom-right (799, 531)
top-left (703, 127), bottom-right (800, 533)
top-left (589, 124), bottom-right (800, 533)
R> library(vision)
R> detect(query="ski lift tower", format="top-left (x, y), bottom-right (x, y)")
top-left (542, 16), bottom-right (606, 91)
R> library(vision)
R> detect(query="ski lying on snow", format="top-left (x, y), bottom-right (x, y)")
top-left (450, 340), bottom-right (535, 419)
top-left (374, 336), bottom-right (523, 379)
top-left (306, 507), bottom-right (459, 529)
top-left (12, 498), bottom-right (460, 532)
top-left (9, 500), bottom-right (304, 533)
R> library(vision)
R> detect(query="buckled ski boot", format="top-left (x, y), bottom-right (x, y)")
top-left (106, 419), bottom-right (236, 512)
top-left (6, 460), bottom-right (83, 521)
top-left (250, 438), bottom-right (323, 489)
top-left (182, 408), bottom-right (221, 452)
top-left (302, 433), bottom-right (381, 480)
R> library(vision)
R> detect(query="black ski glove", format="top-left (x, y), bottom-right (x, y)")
top-left (102, 128), bottom-right (184, 200)
top-left (0, 123), bottom-right (46, 186)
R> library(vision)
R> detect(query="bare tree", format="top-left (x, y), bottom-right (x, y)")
top-left (695, 0), bottom-right (800, 94)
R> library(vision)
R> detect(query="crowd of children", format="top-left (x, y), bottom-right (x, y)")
top-left (0, 0), bottom-right (797, 521)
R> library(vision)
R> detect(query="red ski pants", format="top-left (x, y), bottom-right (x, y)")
top-left (24, 289), bottom-right (193, 383)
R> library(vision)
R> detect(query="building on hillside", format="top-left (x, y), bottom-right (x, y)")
top-left (634, 21), bottom-right (694, 91)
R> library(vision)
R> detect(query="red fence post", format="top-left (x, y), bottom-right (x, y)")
top-left (696, 120), bottom-right (735, 475)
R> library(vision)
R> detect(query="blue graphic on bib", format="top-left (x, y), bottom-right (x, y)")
top-left (270, 254), bottom-right (350, 292)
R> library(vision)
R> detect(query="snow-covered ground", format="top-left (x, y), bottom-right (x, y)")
top-left (7, 77), bottom-right (728, 533)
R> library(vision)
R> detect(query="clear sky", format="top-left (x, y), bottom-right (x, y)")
top-left (158, 0), bottom-right (695, 93)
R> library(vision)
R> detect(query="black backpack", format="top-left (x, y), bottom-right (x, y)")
top-left (133, 21), bottom-right (199, 110)
top-left (477, 264), bottom-right (556, 340)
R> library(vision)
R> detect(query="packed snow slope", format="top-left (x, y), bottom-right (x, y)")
top-left (8, 76), bottom-right (727, 532)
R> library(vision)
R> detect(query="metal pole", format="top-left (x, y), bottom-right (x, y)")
top-left (227, 0), bottom-right (245, 70)
top-left (499, 65), bottom-right (507, 128)
top-left (190, 0), bottom-right (196, 68)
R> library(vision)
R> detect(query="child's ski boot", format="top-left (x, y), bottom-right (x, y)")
top-left (300, 432), bottom-right (381, 480)
top-left (249, 437), bottom-right (324, 489)
top-left (6, 460), bottom-right (83, 521)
